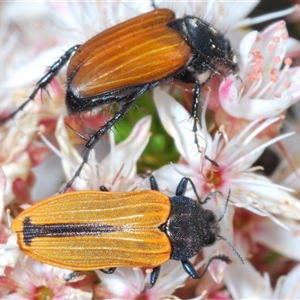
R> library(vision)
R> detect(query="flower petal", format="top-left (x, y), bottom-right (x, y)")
top-left (0, 233), bottom-right (20, 276)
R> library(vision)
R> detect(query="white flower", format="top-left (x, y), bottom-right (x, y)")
top-left (270, 125), bottom-right (300, 199)
top-left (220, 20), bottom-right (300, 120)
top-left (97, 260), bottom-right (203, 300)
top-left (0, 105), bottom-right (42, 216)
top-left (40, 115), bottom-right (151, 192)
top-left (0, 233), bottom-right (20, 276)
top-left (153, 88), bottom-right (300, 222)
top-left (2, 256), bottom-right (92, 300)
top-left (225, 259), bottom-right (300, 299)
top-left (152, 87), bottom-right (300, 286)
top-left (2, 2), bottom-right (300, 299)
top-left (155, 0), bottom-right (259, 30)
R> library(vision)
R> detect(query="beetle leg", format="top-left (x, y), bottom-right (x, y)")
top-left (60, 99), bottom-right (136, 193)
top-left (65, 271), bottom-right (79, 282)
top-left (0, 45), bottom-right (80, 124)
top-left (99, 185), bottom-right (108, 192)
top-left (150, 0), bottom-right (157, 9)
top-left (187, 72), bottom-right (218, 167)
top-left (141, 266), bottom-right (160, 292)
top-left (149, 266), bottom-right (160, 288)
top-left (189, 72), bottom-right (202, 150)
top-left (184, 184), bottom-right (224, 206)
top-left (185, 178), bottom-right (201, 203)
top-left (182, 255), bottom-right (231, 279)
top-left (100, 267), bottom-right (116, 274)
top-left (175, 177), bottom-right (188, 196)
top-left (175, 176), bottom-right (206, 204)
top-left (148, 174), bottom-right (159, 191)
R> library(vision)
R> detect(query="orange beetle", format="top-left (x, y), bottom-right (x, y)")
top-left (12, 175), bottom-right (242, 288)
top-left (2, 9), bottom-right (238, 192)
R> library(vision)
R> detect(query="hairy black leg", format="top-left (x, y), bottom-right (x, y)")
top-left (0, 45), bottom-right (80, 123)
top-left (182, 255), bottom-right (231, 279)
top-left (65, 271), bottom-right (79, 282)
top-left (188, 72), bottom-right (218, 167)
top-left (60, 99), bottom-right (136, 193)
top-left (100, 268), bottom-right (116, 274)
top-left (148, 173), bottom-right (159, 191)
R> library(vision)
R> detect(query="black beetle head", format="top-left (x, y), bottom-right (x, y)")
top-left (167, 16), bottom-right (239, 77)
top-left (167, 195), bottom-right (221, 261)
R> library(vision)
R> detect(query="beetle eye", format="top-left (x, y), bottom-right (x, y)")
top-left (204, 233), bottom-right (217, 246)
top-left (204, 210), bottom-right (216, 223)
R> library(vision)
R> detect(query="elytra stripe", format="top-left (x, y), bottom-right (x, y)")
top-left (23, 217), bottom-right (120, 246)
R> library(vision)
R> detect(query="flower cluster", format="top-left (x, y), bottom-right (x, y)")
top-left (1, 1), bottom-right (300, 299)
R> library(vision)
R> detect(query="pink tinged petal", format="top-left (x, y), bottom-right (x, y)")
top-left (53, 287), bottom-right (92, 300)
top-left (259, 20), bottom-right (288, 45)
top-left (0, 233), bottom-right (20, 275)
top-left (219, 77), bottom-right (241, 117)
top-left (224, 20), bottom-right (300, 120)
top-left (153, 88), bottom-right (206, 162)
top-left (224, 259), bottom-right (273, 299)
top-left (6, 257), bottom-right (92, 299)
top-left (208, 259), bottom-right (229, 284)
top-left (278, 264), bottom-right (300, 299)
top-left (255, 218), bottom-right (300, 260)
top-left (220, 79), bottom-right (294, 119)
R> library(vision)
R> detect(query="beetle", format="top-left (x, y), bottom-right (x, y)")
top-left (2, 9), bottom-right (238, 193)
top-left (11, 174), bottom-right (243, 288)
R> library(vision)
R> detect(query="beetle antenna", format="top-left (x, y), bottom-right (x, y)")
top-left (217, 189), bottom-right (231, 222)
top-left (218, 235), bottom-right (244, 264)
